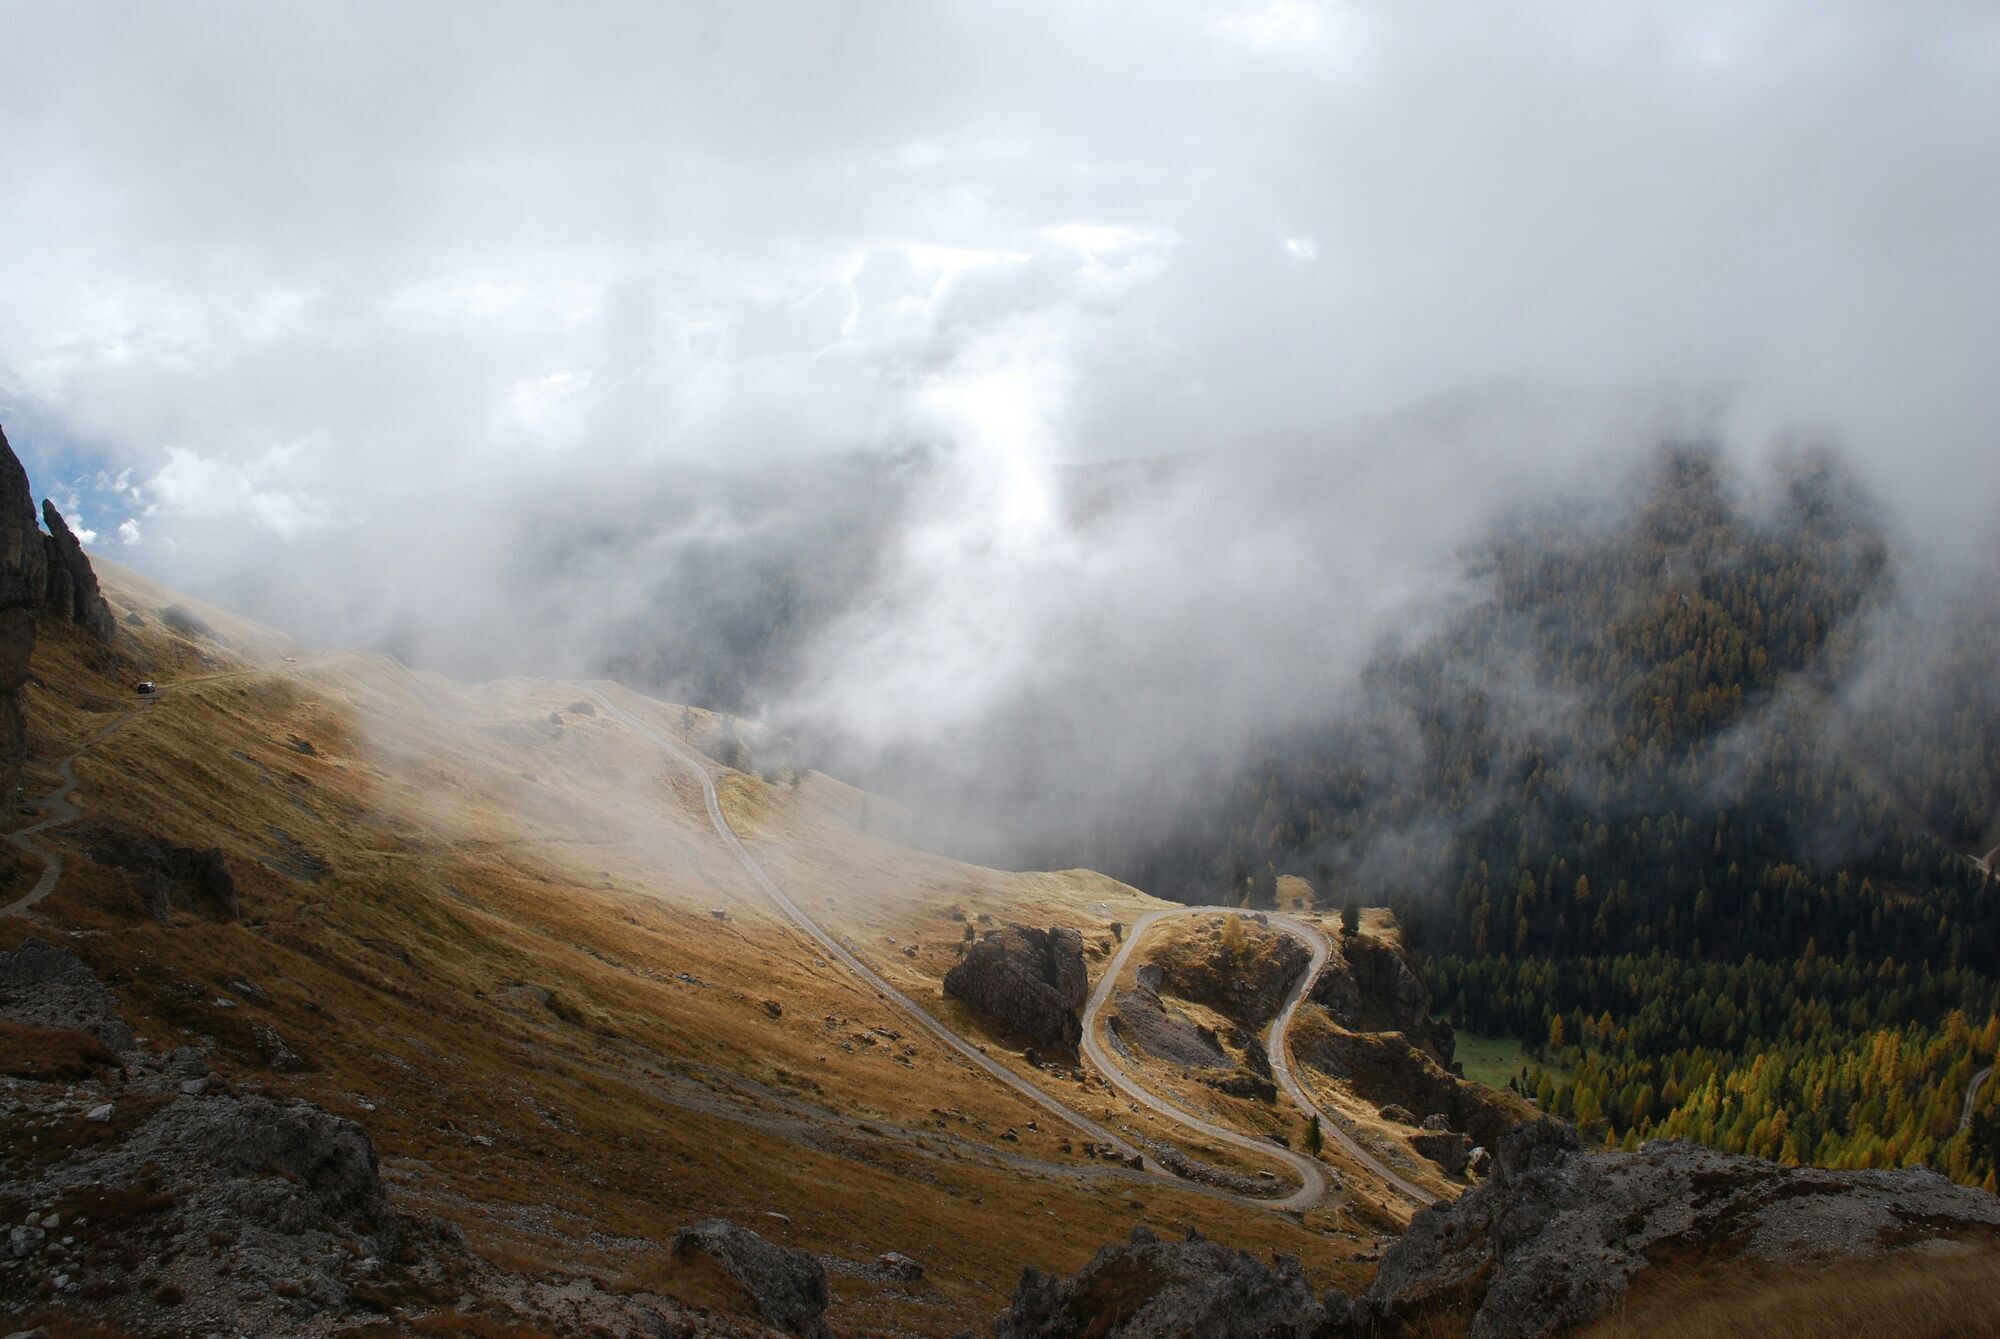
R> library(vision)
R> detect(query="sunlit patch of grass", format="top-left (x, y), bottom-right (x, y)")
top-left (1452, 1031), bottom-right (1526, 1091)
top-left (1581, 1238), bottom-right (2000, 1339)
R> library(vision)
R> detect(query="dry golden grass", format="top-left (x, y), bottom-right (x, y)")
top-left (1580, 1239), bottom-right (2000, 1339)
top-left (0, 1020), bottom-right (119, 1079)
top-left (0, 565), bottom-right (1380, 1334)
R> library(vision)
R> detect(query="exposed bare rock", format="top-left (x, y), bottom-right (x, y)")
top-left (670, 1216), bottom-right (831, 1337)
top-left (944, 924), bottom-right (1088, 1053)
top-left (0, 425), bottom-right (45, 797)
top-left (0, 936), bottom-right (134, 1052)
top-left (39, 499), bottom-right (115, 642)
top-left (1109, 988), bottom-right (1231, 1069)
top-left (995, 1225), bottom-right (1352, 1338)
top-left (1410, 1130), bottom-right (1473, 1176)
top-left (1363, 1118), bottom-right (2000, 1339)
top-left (77, 820), bottom-right (240, 920)
top-left (1311, 934), bottom-right (1452, 1062)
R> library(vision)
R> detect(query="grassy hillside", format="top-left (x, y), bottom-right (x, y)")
top-left (2, 560), bottom-right (1379, 1334)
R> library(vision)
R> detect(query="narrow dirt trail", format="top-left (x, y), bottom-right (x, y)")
top-left (1965, 1065), bottom-right (1996, 1133)
top-left (2, 706), bottom-right (144, 915)
top-left (1087, 907), bottom-right (1438, 1210)
top-left (3, 660), bottom-right (315, 918)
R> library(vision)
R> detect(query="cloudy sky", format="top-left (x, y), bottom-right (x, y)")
top-left (3, 0), bottom-right (1996, 561)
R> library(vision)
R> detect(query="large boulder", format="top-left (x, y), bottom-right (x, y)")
top-left (1410, 1130), bottom-right (1473, 1176)
top-left (1363, 1118), bottom-right (2000, 1339)
top-left (995, 1225), bottom-right (1351, 1338)
top-left (111, 1091), bottom-right (395, 1235)
top-left (670, 1217), bottom-right (831, 1337)
top-left (944, 923), bottom-right (1088, 1053)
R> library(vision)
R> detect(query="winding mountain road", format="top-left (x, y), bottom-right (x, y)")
top-left (9, 663), bottom-right (1437, 1217)
top-left (1086, 907), bottom-right (1439, 1210)
top-left (1965, 1064), bottom-right (1996, 1132)
top-left (587, 684), bottom-right (1449, 1215)
top-left (579, 686), bottom-right (1173, 1179)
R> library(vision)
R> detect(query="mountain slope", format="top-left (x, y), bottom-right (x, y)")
top-left (4, 558), bottom-right (1394, 1335)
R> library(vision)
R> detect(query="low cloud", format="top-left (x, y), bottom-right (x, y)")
top-left (0, 2), bottom-right (1995, 861)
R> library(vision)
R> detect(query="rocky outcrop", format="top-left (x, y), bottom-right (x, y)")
top-left (670, 1216), bottom-right (831, 1337)
top-left (1363, 1118), bottom-right (2000, 1339)
top-left (1, 1084), bottom-right (403, 1330)
top-left (0, 936), bottom-right (410, 1333)
top-left (1149, 917), bottom-right (1310, 1028)
top-left (0, 936), bottom-right (135, 1051)
top-left (944, 924), bottom-right (1089, 1053)
top-left (77, 820), bottom-right (240, 921)
top-left (1293, 1016), bottom-right (1532, 1149)
top-left (0, 424), bottom-right (47, 798)
top-left (1311, 934), bottom-right (1452, 1062)
top-left (0, 425), bottom-right (118, 796)
top-left (41, 499), bottom-right (116, 642)
top-left (1410, 1129), bottom-right (1473, 1176)
top-left (995, 1225), bottom-right (1352, 1338)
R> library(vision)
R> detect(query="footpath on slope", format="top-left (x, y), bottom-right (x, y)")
top-left (2, 664), bottom-right (307, 918)
top-left (1088, 907), bottom-right (1438, 1210)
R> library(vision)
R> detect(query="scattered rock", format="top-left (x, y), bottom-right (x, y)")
top-left (670, 1217), bottom-right (830, 1337)
top-left (760, 999), bottom-right (784, 1019)
top-left (1, 1080), bottom-right (402, 1334)
top-left (874, 1251), bottom-right (924, 1282)
top-left (943, 924), bottom-right (1089, 1054)
top-left (1378, 1103), bottom-right (1418, 1125)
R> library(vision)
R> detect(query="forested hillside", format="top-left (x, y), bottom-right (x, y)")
top-left (1098, 444), bottom-right (2000, 1188)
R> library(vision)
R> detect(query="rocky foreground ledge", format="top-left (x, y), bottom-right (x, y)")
top-left (993, 1118), bottom-right (2000, 1339)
